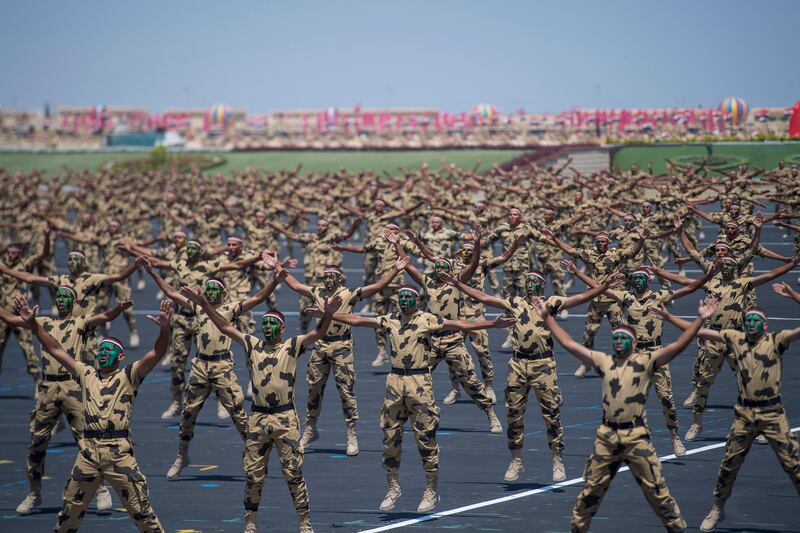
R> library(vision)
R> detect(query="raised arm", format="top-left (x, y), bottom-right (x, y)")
top-left (749, 255), bottom-right (800, 288)
top-left (0, 305), bottom-right (27, 328)
top-left (135, 299), bottom-right (173, 379)
top-left (102, 258), bottom-right (144, 285)
top-left (87, 300), bottom-right (133, 328)
top-left (143, 259), bottom-right (191, 309)
top-left (386, 229), bottom-right (425, 285)
top-left (180, 286), bottom-right (245, 347)
top-left (263, 251), bottom-right (313, 298)
top-left (298, 295), bottom-right (343, 348)
top-left (440, 273), bottom-right (507, 309)
top-left (648, 303), bottom-right (722, 343)
top-left (773, 282), bottom-right (800, 305)
top-left (533, 297), bottom-right (595, 367)
top-left (652, 298), bottom-right (719, 367)
top-left (539, 228), bottom-right (578, 256)
top-left (441, 315), bottom-right (515, 332)
top-left (362, 256), bottom-right (409, 298)
top-left (403, 230), bottom-right (437, 262)
top-left (15, 297), bottom-right (76, 376)
top-left (672, 262), bottom-right (718, 299)
top-left (564, 272), bottom-right (626, 309)
top-left (241, 269), bottom-right (288, 313)
top-left (491, 234), bottom-right (527, 269)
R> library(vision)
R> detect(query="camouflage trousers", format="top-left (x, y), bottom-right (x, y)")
top-left (306, 340), bottom-right (358, 425)
top-left (179, 356), bottom-right (248, 442)
top-left (538, 255), bottom-right (566, 297)
top-left (460, 304), bottom-right (493, 385)
top-left (97, 281), bottom-right (136, 332)
top-left (712, 403), bottom-right (800, 504)
top-left (27, 379), bottom-right (82, 489)
top-left (505, 355), bottom-right (564, 452)
top-left (652, 363), bottom-right (679, 433)
top-left (363, 251), bottom-right (379, 286)
top-left (55, 439), bottom-right (163, 533)
top-left (373, 287), bottom-right (399, 354)
top-left (169, 312), bottom-right (194, 403)
top-left (571, 424), bottom-right (685, 533)
top-left (430, 335), bottom-right (493, 411)
top-left (501, 268), bottom-right (527, 301)
top-left (0, 321), bottom-right (40, 381)
top-left (691, 337), bottom-right (735, 415)
top-left (380, 373), bottom-right (439, 475)
top-left (582, 299), bottom-right (625, 349)
top-left (483, 249), bottom-right (500, 291)
top-left (300, 271), bottom-right (324, 332)
top-left (243, 409), bottom-right (309, 524)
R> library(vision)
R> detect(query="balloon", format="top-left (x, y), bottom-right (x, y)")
top-left (719, 97), bottom-right (748, 126)
top-left (207, 104), bottom-right (232, 130)
top-left (473, 104), bottom-right (497, 122)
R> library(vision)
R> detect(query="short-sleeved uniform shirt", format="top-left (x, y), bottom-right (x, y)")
top-left (501, 295), bottom-right (566, 354)
top-left (309, 286), bottom-right (363, 338)
top-left (37, 315), bottom-right (95, 374)
top-left (611, 288), bottom-right (673, 343)
top-left (376, 312), bottom-right (444, 369)
top-left (48, 272), bottom-right (107, 317)
top-left (486, 222), bottom-right (534, 271)
top-left (191, 300), bottom-right (244, 354)
top-left (297, 230), bottom-right (345, 271)
top-left (171, 256), bottom-right (224, 291)
top-left (75, 360), bottom-right (143, 433)
top-left (244, 334), bottom-right (305, 407)
top-left (721, 330), bottom-right (791, 402)
top-left (419, 228), bottom-right (460, 259)
top-left (576, 247), bottom-right (626, 304)
top-left (704, 276), bottom-right (753, 329)
top-left (589, 349), bottom-right (657, 423)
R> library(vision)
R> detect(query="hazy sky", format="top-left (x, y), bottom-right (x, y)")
top-left (2, 0), bottom-right (797, 114)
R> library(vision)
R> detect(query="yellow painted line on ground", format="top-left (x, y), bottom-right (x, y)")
top-left (189, 464), bottom-right (219, 471)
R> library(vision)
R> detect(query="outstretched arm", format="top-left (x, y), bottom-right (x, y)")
top-left (88, 300), bottom-right (133, 328)
top-left (0, 305), bottom-right (27, 328)
top-left (563, 273), bottom-right (626, 309)
top-left (143, 259), bottom-right (191, 309)
top-left (533, 298), bottom-right (595, 367)
top-left (672, 262), bottom-right (718, 299)
top-left (773, 282), bottom-right (800, 305)
top-left (102, 258), bottom-right (144, 285)
top-left (135, 300), bottom-right (173, 379)
top-left (441, 316), bottom-right (515, 333)
top-left (749, 256), bottom-right (800, 288)
top-left (0, 264), bottom-right (50, 287)
top-left (15, 297), bottom-right (76, 376)
top-left (648, 303), bottom-right (722, 343)
top-left (241, 269), bottom-right (288, 313)
top-left (263, 252), bottom-right (313, 298)
top-left (540, 228), bottom-right (578, 256)
top-left (298, 295), bottom-right (343, 348)
top-left (440, 273), bottom-right (507, 310)
top-left (653, 298), bottom-right (720, 367)
top-left (362, 256), bottom-right (409, 298)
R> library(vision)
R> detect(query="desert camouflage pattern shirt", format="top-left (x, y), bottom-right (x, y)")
top-left (48, 272), bottom-right (107, 317)
top-left (191, 300), bottom-right (244, 354)
top-left (589, 349), bottom-right (656, 423)
top-left (611, 288), bottom-right (673, 343)
top-left (75, 360), bottom-right (143, 433)
top-left (310, 285), bottom-right (363, 337)
top-left (721, 329), bottom-right (791, 402)
top-left (244, 334), bottom-right (305, 407)
top-left (37, 315), bottom-right (95, 375)
top-left (376, 311), bottom-right (444, 369)
top-left (501, 295), bottom-right (566, 354)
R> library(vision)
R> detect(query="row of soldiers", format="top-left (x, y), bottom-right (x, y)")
top-left (1, 157), bottom-right (799, 532)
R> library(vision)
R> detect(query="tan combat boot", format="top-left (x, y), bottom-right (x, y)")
top-left (700, 503), bottom-right (725, 532)
top-left (161, 393), bottom-right (182, 419)
top-left (442, 387), bottom-right (461, 405)
top-left (371, 347), bottom-right (388, 367)
top-left (552, 450), bottom-right (566, 482)
top-left (16, 480), bottom-right (41, 515)
top-left (685, 422), bottom-right (703, 442)
top-left (487, 407), bottom-right (503, 434)
top-left (346, 422), bottom-right (359, 456)
top-left (417, 472), bottom-right (440, 513)
top-left (504, 450), bottom-right (524, 481)
top-left (216, 399), bottom-right (230, 420)
top-left (167, 440), bottom-right (190, 479)
top-left (573, 364), bottom-right (588, 378)
top-left (94, 484), bottom-right (113, 511)
top-left (672, 430), bottom-right (686, 456)
top-left (244, 510), bottom-right (258, 533)
top-left (682, 390), bottom-right (696, 409)
top-left (379, 472), bottom-right (402, 511)
top-left (299, 418), bottom-right (320, 452)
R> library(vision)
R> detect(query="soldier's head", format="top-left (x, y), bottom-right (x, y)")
top-left (316, 219), bottom-right (330, 236)
top-left (641, 201), bottom-right (652, 216)
top-left (611, 327), bottom-right (636, 357)
top-left (508, 207), bottom-right (522, 226)
top-left (203, 278), bottom-right (225, 304)
top-left (261, 311), bottom-right (286, 343)
top-left (723, 221), bottom-right (740, 240)
top-left (594, 233), bottom-right (610, 254)
top-left (202, 203), bottom-right (214, 217)
top-left (374, 199), bottom-right (386, 214)
top-left (5, 244), bottom-right (22, 265)
top-left (107, 219), bottom-right (121, 234)
top-left (55, 286), bottom-right (76, 317)
top-left (79, 212), bottom-right (93, 228)
top-left (384, 223), bottom-right (401, 239)
top-left (254, 210), bottom-right (267, 226)
top-left (458, 243), bottom-right (475, 263)
top-left (743, 308), bottom-right (768, 340)
top-left (631, 268), bottom-right (650, 294)
top-left (713, 242), bottom-right (733, 259)
top-left (323, 266), bottom-right (343, 291)
top-left (720, 256), bottom-right (737, 280)
top-left (630, 164), bottom-right (640, 175)
top-left (543, 208), bottom-right (555, 224)
top-left (433, 257), bottom-right (452, 281)
top-left (623, 214), bottom-right (637, 230)
top-left (791, 165), bottom-right (798, 178)
top-left (397, 285), bottom-right (420, 314)
top-left (97, 337), bottom-right (125, 371)
top-left (727, 203), bottom-right (741, 218)
top-left (173, 231), bottom-right (187, 248)
top-left (226, 236), bottom-right (243, 258)
top-left (430, 216), bottom-right (443, 232)
top-left (574, 191), bottom-right (583, 204)
top-left (525, 271), bottom-right (545, 297)
top-left (186, 240), bottom-right (203, 261)
top-left (67, 251), bottom-right (87, 275)
top-left (474, 200), bottom-right (487, 214)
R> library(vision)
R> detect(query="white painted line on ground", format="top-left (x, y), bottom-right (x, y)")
top-left (358, 426), bottom-right (800, 533)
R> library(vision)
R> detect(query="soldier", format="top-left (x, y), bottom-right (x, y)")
top-left (18, 298), bottom-right (173, 533)
top-left (180, 286), bottom-right (343, 533)
top-left (307, 285), bottom-right (514, 513)
top-left (652, 306), bottom-right (800, 532)
top-left (144, 260), bottom-right (284, 479)
top-left (264, 252), bottom-right (408, 456)
top-left (538, 295), bottom-right (719, 533)
top-left (441, 267), bottom-right (623, 483)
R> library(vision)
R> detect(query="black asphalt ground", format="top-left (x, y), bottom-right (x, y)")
top-left (1, 216), bottom-right (799, 532)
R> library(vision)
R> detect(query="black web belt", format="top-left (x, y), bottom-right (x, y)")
top-left (391, 367), bottom-right (430, 376)
top-left (602, 416), bottom-right (646, 430)
top-left (196, 351), bottom-right (231, 361)
top-left (322, 332), bottom-right (352, 342)
top-left (42, 373), bottom-right (73, 382)
top-left (738, 395), bottom-right (782, 408)
top-left (513, 349), bottom-right (553, 361)
top-left (635, 338), bottom-right (662, 349)
top-left (84, 429), bottom-right (129, 439)
top-left (251, 403), bottom-right (294, 415)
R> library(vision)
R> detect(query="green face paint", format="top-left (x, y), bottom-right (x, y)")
top-left (433, 260), bottom-right (451, 279)
top-left (744, 313), bottom-right (766, 339)
top-left (323, 272), bottom-right (340, 291)
top-left (632, 273), bottom-right (649, 293)
top-left (186, 243), bottom-right (201, 260)
top-left (261, 315), bottom-right (283, 341)
top-left (204, 282), bottom-right (223, 304)
top-left (398, 290), bottom-right (418, 313)
top-left (67, 254), bottom-right (85, 274)
top-left (611, 332), bottom-right (634, 356)
top-left (55, 288), bottom-right (75, 315)
top-left (721, 261), bottom-right (736, 279)
top-left (525, 274), bottom-right (544, 297)
top-left (97, 341), bottom-right (122, 369)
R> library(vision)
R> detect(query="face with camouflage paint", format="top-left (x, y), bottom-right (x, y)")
top-left (67, 253), bottom-right (85, 275)
top-left (186, 242), bottom-right (202, 260)
top-left (398, 289), bottom-right (418, 314)
top-left (97, 340), bottom-right (123, 369)
top-left (458, 245), bottom-right (474, 263)
top-left (525, 273), bottom-right (545, 298)
top-left (744, 312), bottom-right (767, 340)
top-left (204, 281), bottom-right (223, 304)
top-left (433, 259), bottom-right (451, 280)
top-left (55, 287), bottom-right (75, 316)
top-left (323, 270), bottom-right (341, 291)
top-left (631, 273), bottom-right (649, 293)
top-left (721, 259), bottom-right (736, 280)
top-left (612, 331), bottom-right (635, 356)
top-left (261, 315), bottom-right (284, 342)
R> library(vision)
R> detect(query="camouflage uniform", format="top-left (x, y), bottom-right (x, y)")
top-left (572, 349), bottom-right (685, 533)
top-left (710, 329), bottom-right (800, 504)
top-left (0, 255), bottom-right (40, 380)
top-left (376, 312), bottom-right (444, 475)
top-left (221, 249), bottom-right (260, 334)
top-left (178, 301), bottom-right (249, 443)
top-left (574, 248), bottom-right (628, 349)
top-left (501, 295), bottom-right (567, 452)
top-left (55, 361), bottom-right (163, 532)
top-left (485, 222), bottom-right (533, 301)
top-left (294, 230), bottom-right (346, 330)
top-left (95, 232), bottom-right (136, 334)
top-left (455, 257), bottom-right (496, 386)
top-left (242, 334), bottom-right (311, 528)
top-left (418, 227), bottom-right (460, 274)
top-left (364, 238), bottom-right (412, 355)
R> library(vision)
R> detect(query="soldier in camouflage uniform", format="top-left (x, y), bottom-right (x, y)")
top-left (2, 290), bottom-right (130, 515)
top-left (19, 298), bottom-right (173, 533)
top-left (444, 267), bottom-right (623, 483)
top-left (146, 261), bottom-right (284, 480)
top-left (266, 252), bottom-right (408, 456)
top-left (181, 285), bottom-right (343, 533)
top-left (541, 296), bottom-right (719, 533)
top-left (317, 285), bottom-right (513, 513)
